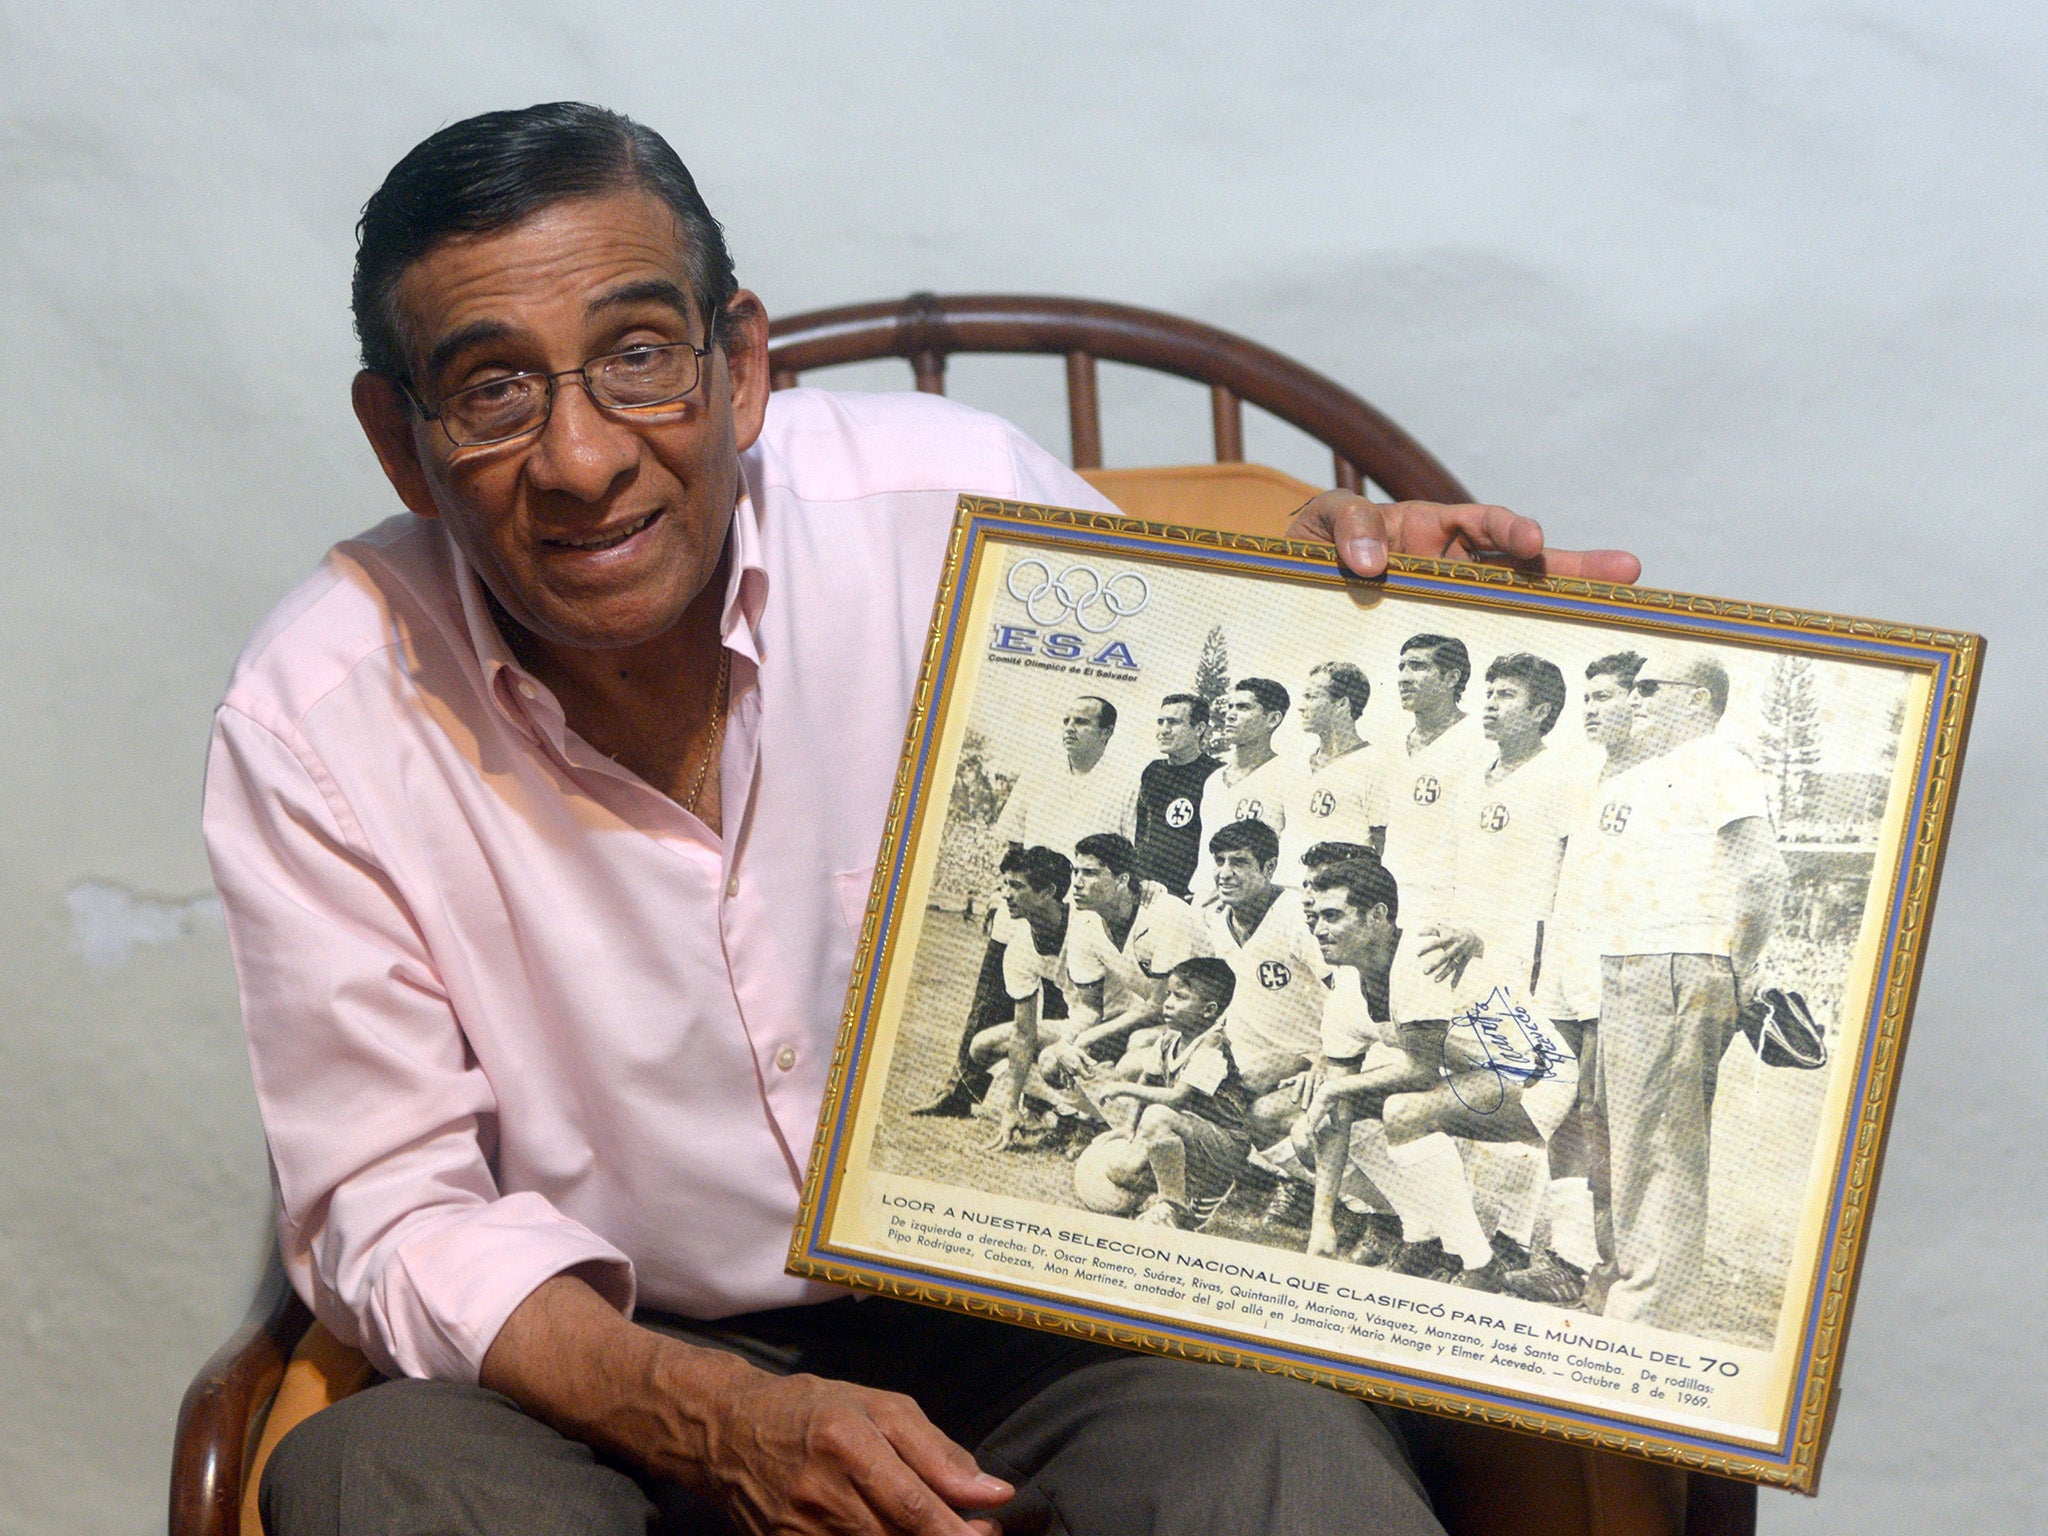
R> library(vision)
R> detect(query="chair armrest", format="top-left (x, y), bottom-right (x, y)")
top-left (170, 1261), bottom-right (313, 1536)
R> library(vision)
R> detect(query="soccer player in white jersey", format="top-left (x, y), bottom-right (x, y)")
top-left (1569, 647), bottom-right (1786, 1329)
top-left (1378, 634), bottom-right (1491, 1055)
top-left (973, 846), bottom-right (1074, 1151)
top-left (1285, 662), bottom-right (1390, 879)
top-left (1512, 649), bottom-right (1645, 1304)
top-left (1385, 653), bottom-right (1588, 1291)
top-left (1037, 833), bottom-right (1203, 1142)
top-left (1196, 679), bottom-right (1296, 898)
top-left (1295, 856), bottom-right (1436, 1266)
top-left (921, 694), bottom-right (1135, 1118)
top-left (1200, 817), bottom-right (1332, 1228)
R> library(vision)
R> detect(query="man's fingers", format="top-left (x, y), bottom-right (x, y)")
top-left (802, 1414), bottom-right (975, 1536)
top-left (1536, 547), bottom-right (1644, 583)
top-left (874, 1396), bottom-right (1013, 1515)
top-left (1284, 490), bottom-right (1641, 584)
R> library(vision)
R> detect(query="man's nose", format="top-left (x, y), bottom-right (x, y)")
top-left (522, 377), bottom-right (639, 499)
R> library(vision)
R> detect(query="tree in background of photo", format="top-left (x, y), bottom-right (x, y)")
top-left (1194, 624), bottom-right (1231, 754)
top-left (933, 729), bottom-right (1010, 915)
top-left (1755, 655), bottom-right (1823, 826)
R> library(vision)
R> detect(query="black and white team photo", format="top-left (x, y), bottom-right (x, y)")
top-left (867, 548), bottom-right (1909, 1354)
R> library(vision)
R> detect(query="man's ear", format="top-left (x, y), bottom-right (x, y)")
top-left (352, 371), bottom-right (442, 520)
top-left (720, 290), bottom-right (772, 456)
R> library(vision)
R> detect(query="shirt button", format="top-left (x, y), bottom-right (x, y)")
top-left (726, 875), bottom-right (740, 898)
top-left (774, 1046), bottom-right (798, 1072)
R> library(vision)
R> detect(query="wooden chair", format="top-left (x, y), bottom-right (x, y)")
top-left (171, 295), bottom-right (1759, 1536)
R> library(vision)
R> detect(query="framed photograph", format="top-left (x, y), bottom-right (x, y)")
top-left (789, 496), bottom-right (1981, 1492)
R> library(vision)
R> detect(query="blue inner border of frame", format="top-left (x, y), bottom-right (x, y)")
top-left (802, 513), bottom-right (1956, 1468)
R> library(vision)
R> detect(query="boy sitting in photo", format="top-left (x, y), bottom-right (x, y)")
top-left (1093, 957), bottom-right (1253, 1229)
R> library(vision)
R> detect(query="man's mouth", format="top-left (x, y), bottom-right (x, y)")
top-left (543, 508), bottom-right (660, 552)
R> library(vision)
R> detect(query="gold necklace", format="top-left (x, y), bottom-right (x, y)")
top-left (683, 647), bottom-right (732, 816)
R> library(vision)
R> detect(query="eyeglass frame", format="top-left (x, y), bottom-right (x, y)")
top-left (397, 335), bottom-right (720, 449)
top-left (1630, 676), bottom-right (1706, 699)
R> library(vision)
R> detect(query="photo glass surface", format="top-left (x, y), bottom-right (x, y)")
top-left (791, 499), bottom-right (1980, 1491)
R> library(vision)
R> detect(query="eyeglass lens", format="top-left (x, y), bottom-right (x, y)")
top-left (438, 343), bottom-right (705, 445)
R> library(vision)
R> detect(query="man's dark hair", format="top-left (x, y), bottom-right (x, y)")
top-left (1159, 692), bottom-right (1209, 727)
top-left (1485, 652), bottom-right (1568, 735)
top-left (353, 103), bottom-right (739, 383)
top-left (1301, 841), bottom-right (1377, 872)
top-left (999, 845), bottom-right (1073, 900)
top-left (1168, 956), bottom-right (1237, 1016)
top-left (1305, 857), bottom-right (1401, 925)
top-left (1231, 677), bottom-right (1290, 718)
top-left (1208, 817), bottom-right (1280, 867)
top-left (1074, 695), bottom-right (1117, 735)
top-left (1073, 832), bottom-right (1137, 883)
top-left (1586, 650), bottom-right (1646, 690)
top-left (1399, 633), bottom-right (1471, 700)
top-left (1310, 661), bottom-right (1371, 719)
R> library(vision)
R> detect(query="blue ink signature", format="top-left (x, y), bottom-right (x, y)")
top-left (1444, 987), bottom-right (1576, 1114)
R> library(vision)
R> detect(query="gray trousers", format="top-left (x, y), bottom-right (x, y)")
top-left (262, 1295), bottom-right (1444, 1535)
top-left (1591, 953), bottom-right (1738, 1331)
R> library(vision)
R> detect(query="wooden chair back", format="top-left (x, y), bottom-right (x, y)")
top-left (766, 292), bottom-right (1472, 502)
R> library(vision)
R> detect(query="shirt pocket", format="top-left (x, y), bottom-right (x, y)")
top-left (831, 864), bottom-right (879, 946)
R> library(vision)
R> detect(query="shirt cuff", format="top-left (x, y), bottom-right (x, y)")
top-left (368, 1191), bottom-right (636, 1383)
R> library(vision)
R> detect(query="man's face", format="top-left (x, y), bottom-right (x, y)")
top-left (1069, 853), bottom-right (1127, 915)
top-left (1299, 674), bottom-right (1349, 736)
top-left (359, 190), bottom-right (768, 655)
top-left (1155, 701), bottom-right (1203, 758)
top-left (1159, 974), bottom-right (1217, 1034)
top-left (1629, 676), bottom-right (1708, 756)
top-left (1395, 649), bottom-right (1455, 716)
top-left (999, 871), bottom-right (1053, 922)
top-left (1582, 673), bottom-right (1635, 751)
top-left (1211, 847), bottom-right (1276, 909)
top-left (1061, 699), bottom-right (1110, 760)
top-left (1307, 891), bottom-right (1385, 967)
top-left (1217, 689), bottom-right (1278, 749)
top-left (1481, 676), bottom-right (1543, 745)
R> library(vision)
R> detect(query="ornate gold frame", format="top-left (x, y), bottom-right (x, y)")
top-left (789, 497), bottom-right (1983, 1493)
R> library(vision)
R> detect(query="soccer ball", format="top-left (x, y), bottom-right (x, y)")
top-left (1072, 1132), bottom-right (1145, 1215)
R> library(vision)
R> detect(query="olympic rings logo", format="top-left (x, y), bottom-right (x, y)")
top-left (1005, 559), bottom-right (1151, 634)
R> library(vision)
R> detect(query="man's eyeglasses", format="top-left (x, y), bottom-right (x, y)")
top-left (1631, 678), bottom-right (1700, 698)
top-left (404, 339), bottom-right (717, 447)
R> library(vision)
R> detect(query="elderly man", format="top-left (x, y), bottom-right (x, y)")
top-left (1573, 647), bottom-right (1786, 1329)
top-left (205, 103), bottom-right (1634, 1536)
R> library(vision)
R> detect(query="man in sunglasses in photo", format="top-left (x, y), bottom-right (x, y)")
top-left (1566, 648), bottom-right (1787, 1330)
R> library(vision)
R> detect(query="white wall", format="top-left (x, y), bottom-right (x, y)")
top-left (2, 3), bottom-right (2040, 1530)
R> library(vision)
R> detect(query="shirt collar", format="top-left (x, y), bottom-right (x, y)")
top-left (445, 487), bottom-right (772, 723)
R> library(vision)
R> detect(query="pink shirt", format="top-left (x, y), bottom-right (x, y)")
top-left (204, 389), bottom-right (1114, 1383)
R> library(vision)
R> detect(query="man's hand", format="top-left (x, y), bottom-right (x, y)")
top-left (480, 1274), bottom-right (1011, 1536)
top-left (707, 1369), bottom-right (1012, 1536)
top-left (1295, 1060), bottom-right (1327, 1107)
top-left (1418, 925), bottom-right (1485, 987)
top-left (1304, 1082), bottom-right (1336, 1134)
top-left (1040, 1040), bottom-right (1090, 1080)
top-left (977, 1104), bottom-right (1026, 1152)
top-left (1286, 491), bottom-right (1641, 583)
